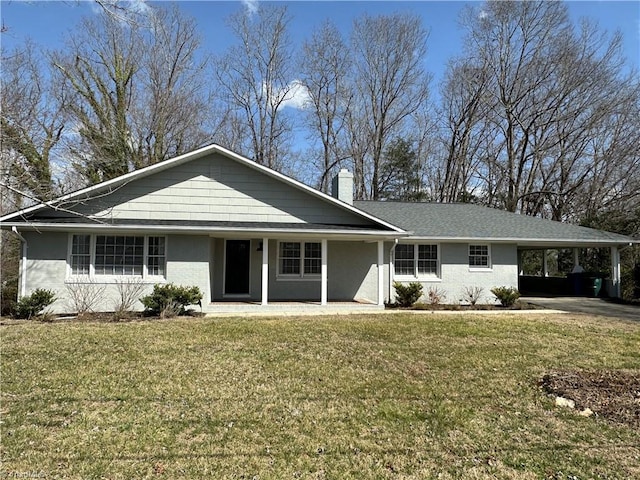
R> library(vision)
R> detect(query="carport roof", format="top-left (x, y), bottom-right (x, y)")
top-left (354, 201), bottom-right (635, 246)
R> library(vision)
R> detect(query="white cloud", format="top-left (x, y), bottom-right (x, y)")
top-left (280, 80), bottom-right (311, 110)
top-left (91, 0), bottom-right (151, 24)
top-left (241, 0), bottom-right (259, 15)
top-left (128, 0), bottom-right (150, 15)
top-left (479, 10), bottom-right (488, 20)
top-left (262, 80), bottom-right (311, 110)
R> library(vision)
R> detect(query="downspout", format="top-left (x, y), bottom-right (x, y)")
top-left (389, 239), bottom-right (398, 304)
top-left (11, 227), bottom-right (27, 299)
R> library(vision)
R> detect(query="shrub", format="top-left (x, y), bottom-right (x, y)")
top-left (491, 286), bottom-right (521, 307)
top-left (461, 286), bottom-right (484, 306)
top-left (427, 286), bottom-right (447, 305)
top-left (140, 284), bottom-right (203, 318)
top-left (66, 281), bottom-right (107, 319)
top-left (112, 278), bottom-right (146, 320)
top-left (393, 281), bottom-right (423, 307)
top-left (15, 289), bottom-right (56, 319)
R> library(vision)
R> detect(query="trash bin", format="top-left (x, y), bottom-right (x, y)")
top-left (593, 277), bottom-right (603, 297)
top-left (586, 276), bottom-right (603, 297)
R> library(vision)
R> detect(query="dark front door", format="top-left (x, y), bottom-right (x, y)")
top-left (225, 240), bottom-right (251, 295)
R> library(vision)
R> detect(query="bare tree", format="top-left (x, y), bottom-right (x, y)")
top-left (348, 13), bottom-right (431, 199)
top-left (436, 60), bottom-right (493, 203)
top-left (52, 5), bottom-right (211, 184)
top-left (214, 5), bottom-right (294, 170)
top-left (299, 20), bottom-right (352, 192)
top-left (443, 0), bottom-right (640, 221)
top-left (1, 42), bottom-right (65, 210)
top-left (52, 13), bottom-right (140, 183)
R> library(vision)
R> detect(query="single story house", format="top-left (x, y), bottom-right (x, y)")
top-left (0, 144), bottom-right (634, 313)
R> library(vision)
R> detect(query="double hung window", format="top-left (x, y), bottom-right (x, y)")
top-left (469, 244), bottom-right (491, 269)
top-left (394, 244), bottom-right (439, 278)
top-left (278, 241), bottom-right (322, 278)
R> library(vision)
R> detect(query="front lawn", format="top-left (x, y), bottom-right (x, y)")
top-left (1, 313), bottom-right (639, 479)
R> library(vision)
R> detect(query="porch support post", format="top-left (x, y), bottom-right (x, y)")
top-left (611, 245), bottom-right (621, 298)
top-left (543, 249), bottom-right (549, 277)
top-left (321, 239), bottom-right (328, 305)
top-left (377, 240), bottom-right (385, 306)
top-left (261, 238), bottom-right (269, 305)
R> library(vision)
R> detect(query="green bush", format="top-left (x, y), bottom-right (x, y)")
top-left (140, 284), bottom-right (203, 318)
top-left (393, 281), bottom-right (423, 307)
top-left (490, 286), bottom-right (521, 307)
top-left (15, 289), bottom-right (56, 319)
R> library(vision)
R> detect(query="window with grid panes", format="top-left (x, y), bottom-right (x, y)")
top-left (69, 234), bottom-right (166, 278)
top-left (278, 241), bottom-right (322, 277)
top-left (469, 244), bottom-right (490, 268)
top-left (147, 237), bottom-right (166, 276)
top-left (71, 234), bottom-right (91, 275)
top-left (394, 244), bottom-right (415, 275)
top-left (395, 244), bottom-right (439, 277)
top-left (417, 244), bottom-right (438, 275)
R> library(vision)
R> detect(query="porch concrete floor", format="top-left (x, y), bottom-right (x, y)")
top-left (203, 301), bottom-right (385, 317)
top-left (523, 296), bottom-right (639, 322)
top-left (202, 301), bottom-right (565, 318)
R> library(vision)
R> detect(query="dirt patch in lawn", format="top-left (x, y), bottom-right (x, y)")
top-left (540, 370), bottom-right (640, 427)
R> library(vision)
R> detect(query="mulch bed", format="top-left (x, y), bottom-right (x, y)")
top-left (390, 301), bottom-right (546, 311)
top-left (540, 370), bottom-right (640, 427)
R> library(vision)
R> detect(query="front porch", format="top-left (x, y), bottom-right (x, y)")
top-left (208, 236), bottom-right (389, 306)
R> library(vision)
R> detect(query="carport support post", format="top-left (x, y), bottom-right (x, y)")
top-left (611, 246), bottom-right (621, 298)
top-left (321, 239), bottom-right (328, 305)
top-left (573, 248), bottom-right (580, 269)
top-left (261, 237), bottom-right (269, 305)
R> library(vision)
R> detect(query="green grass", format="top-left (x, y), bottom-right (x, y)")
top-left (1, 313), bottom-right (639, 479)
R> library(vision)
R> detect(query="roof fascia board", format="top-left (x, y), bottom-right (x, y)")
top-left (1, 143), bottom-right (404, 233)
top-left (404, 235), bottom-right (636, 246)
top-left (2, 222), bottom-right (408, 239)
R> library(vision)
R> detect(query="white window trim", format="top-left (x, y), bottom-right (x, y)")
top-left (468, 243), bottom-right (492, 271)
top-left (276, 240), bottom-right (322, 281)
top-left (394, 243), bottom-right (441, 281)
top-left (66, 233), bottom-right (167, 283)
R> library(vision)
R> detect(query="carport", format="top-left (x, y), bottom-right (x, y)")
top-left (517, 243), bottom-right (628, 298)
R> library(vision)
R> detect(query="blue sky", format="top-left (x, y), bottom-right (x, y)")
top-left (2, 0), bottom-right (639, 93)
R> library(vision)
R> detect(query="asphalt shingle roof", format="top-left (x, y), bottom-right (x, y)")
top-left (355, 201), bottom-right (633, 245)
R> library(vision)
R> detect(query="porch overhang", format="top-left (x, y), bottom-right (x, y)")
top-left (1, 219), bottom-right (409, 241)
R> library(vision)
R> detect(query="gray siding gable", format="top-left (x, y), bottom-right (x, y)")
top-left (32, 152), bottom-right (377, 227)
